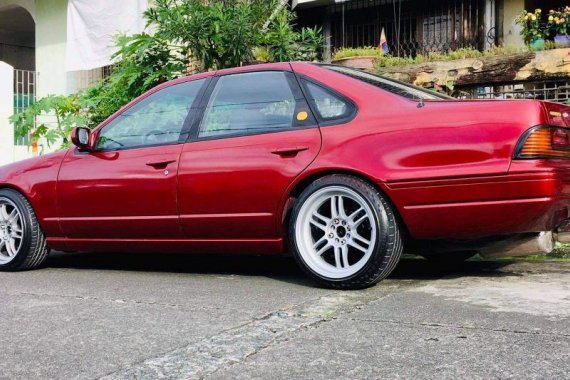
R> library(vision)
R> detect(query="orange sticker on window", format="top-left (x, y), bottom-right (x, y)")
top-left (297, 111), bottom-right (309, 121)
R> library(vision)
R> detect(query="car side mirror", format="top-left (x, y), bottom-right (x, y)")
top-left (71, 127), bottom-right (93, 151)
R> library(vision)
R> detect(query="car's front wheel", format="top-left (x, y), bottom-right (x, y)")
top-left (289, 175), bottom-right (402, 289)
top-left (0, 189), bottom-right (49, 271)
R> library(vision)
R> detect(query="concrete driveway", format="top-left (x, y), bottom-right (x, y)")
top-left (1, 252), bottom-right (569, 380)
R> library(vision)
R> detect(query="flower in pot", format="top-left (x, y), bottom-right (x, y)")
top-left (516, 9), bottom-right (546, 50)
top-left (548, 9), bottom-right (570, 48)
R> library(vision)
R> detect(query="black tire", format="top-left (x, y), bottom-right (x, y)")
top-left (288, 175), bottom-right (403, 289)
top-left (0, 189), bottom-right (49, 271)
top-left (420, 251), bottom-right (478, 263)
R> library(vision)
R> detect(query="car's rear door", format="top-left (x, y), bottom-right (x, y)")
top-left (177, 68), bottom-right (321, 244)
top-left (57, 77), bottom-right (209, 239)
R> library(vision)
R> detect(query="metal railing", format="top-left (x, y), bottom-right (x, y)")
top-left (455, 81), bottom-right (570, 103)
top-left (328, 0), bottom-right (496, 57)
top-left (13, 69), bottom-right (36, 146)
top-left (67, 65), bottom-right (113, 92)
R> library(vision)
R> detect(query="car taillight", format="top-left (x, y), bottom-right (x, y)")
top-left (515, 126), bottom-right (570, 159)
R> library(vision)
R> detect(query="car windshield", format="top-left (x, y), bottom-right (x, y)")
top-left (320, 64), bottom-right (452, 101)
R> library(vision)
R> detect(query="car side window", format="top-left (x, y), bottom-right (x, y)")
top-left (303, 80), bottom-right (353, 121)
top-left (199, 71), bottom-right (308, 138)
top-left (96, 79), bottom-right (206, 150)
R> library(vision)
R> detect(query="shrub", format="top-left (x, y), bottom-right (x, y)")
top-left (332, 47), bottom-right (383, 60)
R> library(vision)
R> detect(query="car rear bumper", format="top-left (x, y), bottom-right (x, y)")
top-left (386, 163), bottom-right (570, 241)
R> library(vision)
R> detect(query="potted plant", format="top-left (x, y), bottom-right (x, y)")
top-left (331, 47), bottom-right (384, 70)
top-left (549, 8), bottom-right (570, 48)
top-left (516, 9), bottom-right (546, 50)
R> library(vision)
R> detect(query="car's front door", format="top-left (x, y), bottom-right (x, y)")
top-left (57, 78), bottom-right (208, 239)
top-left (177, 69), bottom-right (321, 245)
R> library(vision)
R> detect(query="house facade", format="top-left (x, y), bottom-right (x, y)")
top-left (294, 0), bottom-right (568, 60)
top-left (0, 0), bottom-right (145, 165)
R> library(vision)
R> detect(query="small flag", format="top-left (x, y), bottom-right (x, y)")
top-left (380, 28), bottom-right (389, 54)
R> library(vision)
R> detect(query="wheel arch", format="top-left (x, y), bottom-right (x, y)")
top-left (0, 183), bottom-right (49, 233)
top-left (280, 168), bottom-right (409, 240)
top-left (0, 183), bottom-right (33, 204)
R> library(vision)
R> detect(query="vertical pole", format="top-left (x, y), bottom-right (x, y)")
top-left (324, 10), bottom-right (332, 63)
top-left (484, 0), bottom-right (496, 49)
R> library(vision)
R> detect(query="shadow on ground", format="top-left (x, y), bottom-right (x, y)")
top-left (45, 251), bottom-right (515, 284)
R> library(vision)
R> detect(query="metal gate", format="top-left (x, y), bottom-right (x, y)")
top-left (328, 0), bottom-right (496, 57)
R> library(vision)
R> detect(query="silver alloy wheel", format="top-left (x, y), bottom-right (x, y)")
top-left (295, 186), bottom-right (377, 279)
top-left (0, 197), bottom-right (24, 265)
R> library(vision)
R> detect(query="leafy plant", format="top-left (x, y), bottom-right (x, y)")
top-left (516, 9), bottom-right (545, 43)
top-left (374, 46), bottom-right (527, 70)
top-left (333, 47), bottom-right (383, 60)
top-left (295, 26), bottom-right (324, 61)
top-left (81, 32), bottom-right (187, 127)
top-left (544, 39), bottom-right (557, 50)
top-left (547, 8), bottom-right (570, 36)
top-left (264, 10), bottom-right (297, 62)
top-left (263, 10), bottom-right (323, 62)
top-left (9, 95), bottom-right (87, 148)
top-left (253, 46), bottom-right (270, 62)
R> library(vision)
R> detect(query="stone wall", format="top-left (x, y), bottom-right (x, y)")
top-left (377, 48), bottom-right (570, 88)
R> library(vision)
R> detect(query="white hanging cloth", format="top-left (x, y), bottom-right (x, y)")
top-left (65, 0), bottom-right (148, 71)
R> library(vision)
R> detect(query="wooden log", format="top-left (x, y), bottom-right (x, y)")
top-left (376, 48), bottom-right (570, 88)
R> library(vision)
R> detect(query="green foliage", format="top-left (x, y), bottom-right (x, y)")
top-left (294, 25), bottom-right (324, 61)
top-left (263, 11), bottom-right (296, 62)
top-left (516, 7), bottom-right (570, 44)
top-left (544, 39), bottom-right (557, 50)
top-left (82, 32), bottom-right (187, 126)
top-left (516, 9), bottom-right (545, 43)
top-left (9, 95), bottom-right (87, 148)
top-left (373, 46), bottom-right (527, 70)
top-left (547, 8), bottom-right (570, 36)
top-left (333, 46), bottom-right (489, 63)
top-left (333, 47), bottom-right (384, 60)
top-left (552, 242), bottom-right (570, 258)
top-left (252, 46), bottom-right (270, 62)
top-left (146, 0), bottom-right (261, 71)
top-left (263, 10), bottom-right (323, 62)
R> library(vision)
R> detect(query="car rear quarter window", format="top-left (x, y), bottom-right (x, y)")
top-left (302, 79), bottom-right (355, 122)
top-left (198, 71), bottom-right (312, 138)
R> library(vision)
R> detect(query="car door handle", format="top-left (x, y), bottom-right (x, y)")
top-left (271, 147), bottom-right (309, 157)
top-left (146, 160), bottom-right (176, 169)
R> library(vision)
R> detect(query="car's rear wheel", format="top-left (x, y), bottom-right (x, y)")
top-left (289, 175), bottom-right (402, 289)
top-left (0, 189), bottom-right (49, 271)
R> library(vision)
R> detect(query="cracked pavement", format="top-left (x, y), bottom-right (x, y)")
top-left (0, 252), bottom-right (569, 379)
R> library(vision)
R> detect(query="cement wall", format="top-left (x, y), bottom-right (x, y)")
top-left (503, 0), bottom-right (525, 48)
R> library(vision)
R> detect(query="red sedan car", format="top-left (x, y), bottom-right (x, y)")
top-left (1, 62), bottom-right (570, 288)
